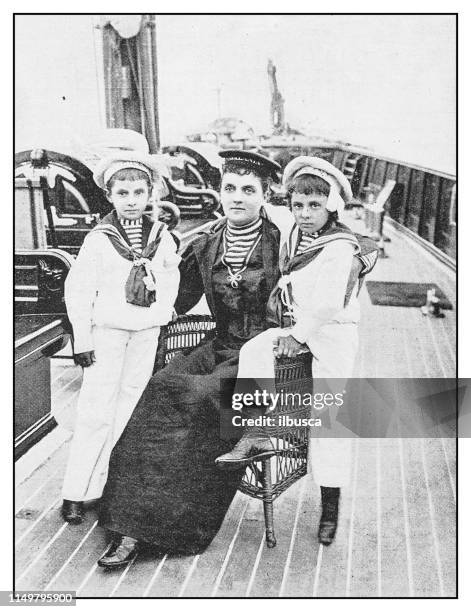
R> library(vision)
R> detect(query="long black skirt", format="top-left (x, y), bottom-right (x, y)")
top-left (99, 338), bottom-right (244, 555)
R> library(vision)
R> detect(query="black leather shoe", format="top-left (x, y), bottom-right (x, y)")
top-left (98, 536), bottom-right (139, 569)
top-left (318, 487), bottom-right (340, 546)
top-left (61, 500), bottom-right (84, 524)
top-left (215, 434), bottom-right (275, 470)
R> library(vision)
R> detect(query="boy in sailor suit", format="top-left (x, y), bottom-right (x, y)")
top-left (217, 156), bottom-right (378, 545)
top-left (61, 152), bottom-right (180, 524)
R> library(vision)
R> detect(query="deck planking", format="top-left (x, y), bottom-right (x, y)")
top-left (212, 495), bottom-right (267, 597)
top-left (183, 494), bottom-right (250, 597)
top-left (15, 213), bottom-right (456, 597)
top-left (275, 477), bottom-right (319, 597)
top-left (245, 481), bottom-right (302, 597)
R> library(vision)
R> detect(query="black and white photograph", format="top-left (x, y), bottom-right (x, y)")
top-left (11, 11), bottom-right (458, 601)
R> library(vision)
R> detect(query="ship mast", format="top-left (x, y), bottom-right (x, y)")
top-left (98, 15), bottom-right (160, 152)
top-left (267, 59), bottom-right (286, 135)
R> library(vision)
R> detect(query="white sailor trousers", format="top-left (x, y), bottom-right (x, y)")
top-left (62, 325), bottom-right (160, 501)
top-left (237, 324), bottom-right (358, 488)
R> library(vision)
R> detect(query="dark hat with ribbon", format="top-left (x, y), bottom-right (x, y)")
top-left (219, 149), bottom-right (281, 182)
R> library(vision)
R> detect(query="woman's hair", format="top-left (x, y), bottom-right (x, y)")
top-left (106, 168), bottom-right (152, 192)
top-left (286, 173), bottom-right (330, 198)
top-left (287, 173), bottom-right (339, 223)
top-left (222, 160), bottom-right (270, 193)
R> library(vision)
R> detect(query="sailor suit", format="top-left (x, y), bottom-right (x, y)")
top-left (237, 221), bottom-right (365, 487)
top-left (62, 211), bottom-right (180, 501)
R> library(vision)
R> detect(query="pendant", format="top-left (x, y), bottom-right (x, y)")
top-left (227, 270), bottom-right (242, 288)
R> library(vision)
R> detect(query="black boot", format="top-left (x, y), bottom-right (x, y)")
top-left (61, 500), bottom-right (84, 524)
top-left (318, 487), bottom-right (340, 546)
top-left (215, 431), bottom-right (275, 470)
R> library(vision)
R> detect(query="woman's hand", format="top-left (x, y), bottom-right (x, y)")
top-left (155, 201), bottom-right (180, 231)
top-left (273, 335), bottom-right (304, 359)
top-left (73, 351), bottom-right (96, 368)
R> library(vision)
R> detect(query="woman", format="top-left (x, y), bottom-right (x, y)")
top-left (97, 150), bottom-right (292, 567)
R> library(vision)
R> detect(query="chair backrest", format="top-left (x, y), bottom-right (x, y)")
top-left (242, 351), bottom-right (312, 499)
top-left (15, 149), bottom-right (112, 255)
top-left (15, 249), bottom-right (74, 317)
top-left (373, 179), bottom-right (396, 211)
top-left (162, 177), bottom-right (220, 219)
top-left (162, 144), bottom-right (222, 192)
top-left (15, 178), bottom-right (48, 250)
top-left (153, 314), bottom-right (217, 371)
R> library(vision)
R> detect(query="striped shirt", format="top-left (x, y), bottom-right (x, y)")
top-left (296, 231), bottom-right (320, 255)
top-left (223, 218), bottom-right (263, 273)
top-left (120, 218), bottom-right (143, 252)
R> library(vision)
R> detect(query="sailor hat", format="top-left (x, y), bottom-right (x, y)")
top-left (219, 149), bottom-right (281, 182)
top-left (93, 150), bottom-right (162, 191)
top-left (283, 156), bottom-right (353, 212)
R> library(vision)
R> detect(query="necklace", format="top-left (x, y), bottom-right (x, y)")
top-left (222, 231), bottom-right (262, 288)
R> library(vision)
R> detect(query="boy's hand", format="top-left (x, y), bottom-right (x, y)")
top-left (74, 351), bottom-right (96, 368)
top-left (273, 335), bottom-right (304, 359)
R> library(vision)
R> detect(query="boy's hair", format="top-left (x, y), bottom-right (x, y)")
top-left (287, 173), bottom-right (339, 223)
top-left (286, 173), bottom-right (330, 198)
top-left (222, 160), bottom-right (270, 193)
top-left (106, 168), bottom-right (152, 192)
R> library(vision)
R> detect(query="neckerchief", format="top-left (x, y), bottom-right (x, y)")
top-left (281, 221), bottom-right (360, 275)
top-left (91, 211), bottom-right (165, 307)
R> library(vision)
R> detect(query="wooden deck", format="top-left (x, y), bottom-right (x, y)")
top-left (14, 213), bottom-right (456, 598)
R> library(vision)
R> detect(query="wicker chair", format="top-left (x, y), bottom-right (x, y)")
top-left (154, 314), bottom-right (312, 548)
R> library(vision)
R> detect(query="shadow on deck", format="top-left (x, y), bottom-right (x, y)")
top-left (15, 214), bottom-right (456, 597)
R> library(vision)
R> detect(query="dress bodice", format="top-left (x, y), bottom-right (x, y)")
top-left (212, 239), bottom-right (271, 349)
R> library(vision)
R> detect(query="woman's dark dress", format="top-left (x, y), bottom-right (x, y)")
top-left (99, 218), bottom-right (280, 554)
